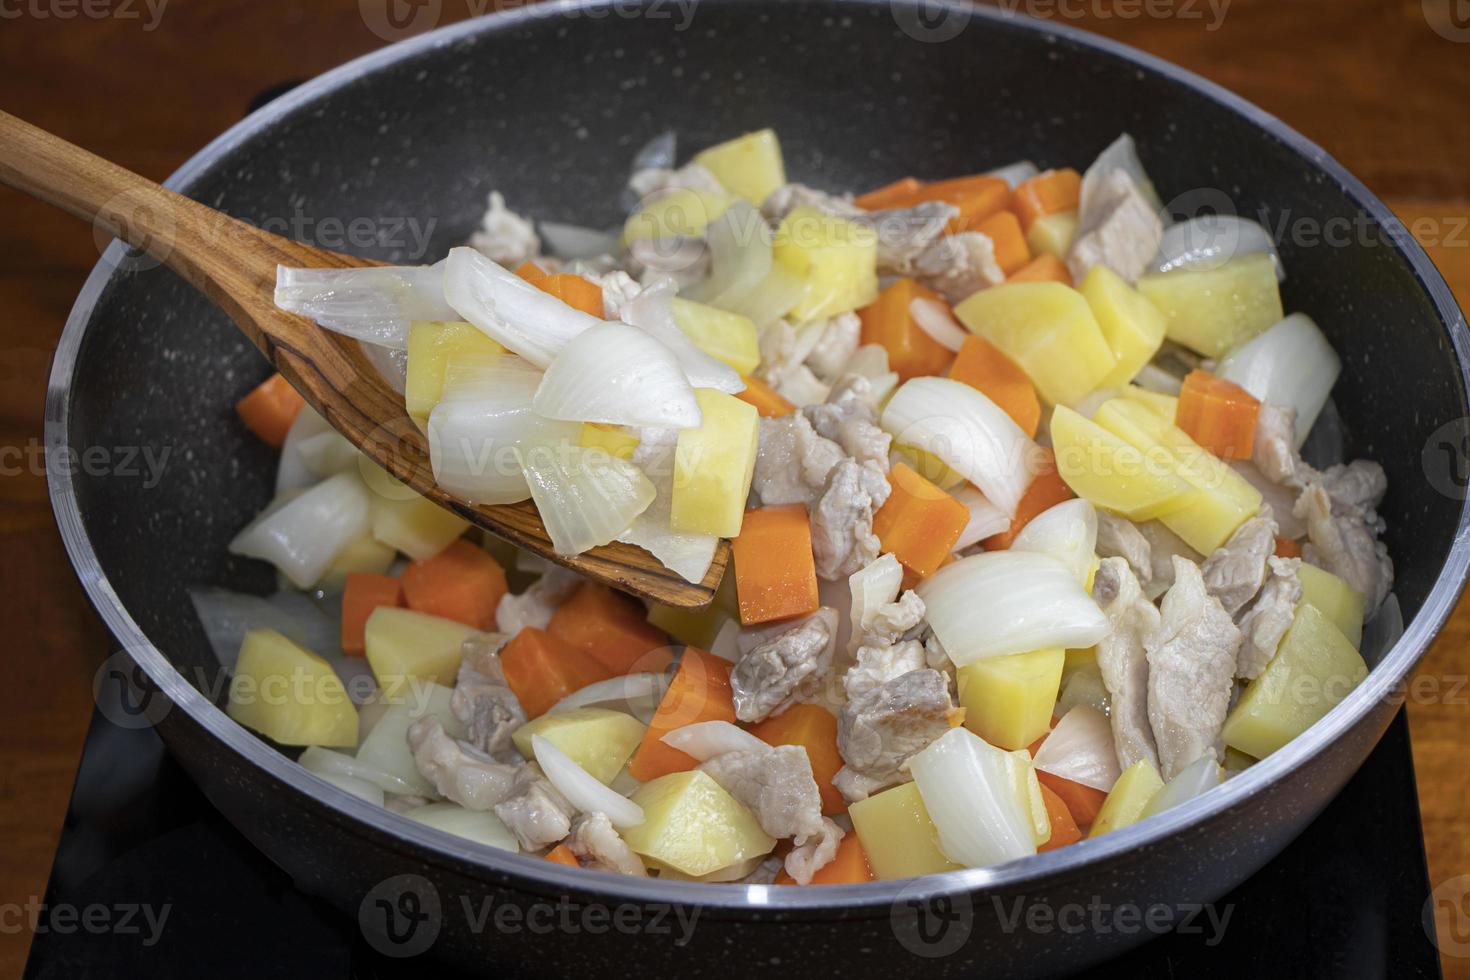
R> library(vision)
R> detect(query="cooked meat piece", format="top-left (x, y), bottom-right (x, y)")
top-left (1236, 556), bottom-right (1302, 680)
top-left (803, 375), bottom-right (892, 471)
top-left (731, 608), bottom-right (839, 723)
top-left (1145, 558), bottom-right (1241, 779)
top-left (1066, 170), bottom-right (1163, 283)
top-left (751, 412), bottom-right (846, 508)
top-left (844, 638), bottom-right (927, 702)
top-left (408, 717), bottom-right (521, 810)
top-left (859, 592), bottom-right (926, 648)
top-left (1092, 557), bottom-right (1161, 771)
top-left (783, 817), bottom-right (845, 885)
top-left (911, 232), bottom-right (1006, 303)
top-left (1095, 510), bottom-right (1153, 587)
top-left (468, 191), bottom-right (540, 267)
top-left (837, 668), bottom-right (956, 784)
top-left (859, 202), bottom-right (959, 276)
top-left (809, 458), bottom-right (891, 580)
top-left (452, 633), bottom-right (526, 762)
top-left (1136, 520), bottom-right (1203, 601)
top-left (1252, 402), bottom-right (1315, 489)
top-left (1200, 509), bottom-right (1279, 616)
top-left (582, 269), bottom-right (642, 320)
top-left (625, 235), bottom-right (711, 292)
top-left (1296, 474), bottom-right (1394, 614)
top-left (495, 564), bottom-right (581, 634)
top-left (760, 182), bottom-right (863, 224)
top-left (804, 313), bottom-right (862, 382)
top-left (775, 364), bottom-right (831, 407)
top-left (628, 162), bottom-right (727, 201)
top-left (699, 745), bottom-right (825, 843)
top-left (831, 766), bottom-right (901, 804)
top-left (1320, 459), bottom-right (1389, 513)
top-left (754, 319), bottom-right (802, 386)
top-left (493, 766), bottom-right (576, 851)
top-left (565, 811), bottom-right (647, 876)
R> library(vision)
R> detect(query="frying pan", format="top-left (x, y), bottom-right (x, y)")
top-left (41, 0), bottom-right (1470, 974)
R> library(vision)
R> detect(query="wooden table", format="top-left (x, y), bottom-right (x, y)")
top-left (0, 0), bottom-right (1466, 974)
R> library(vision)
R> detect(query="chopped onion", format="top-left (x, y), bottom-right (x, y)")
top-left (311, 770), bottom-right (385, 807)
top-left (361, 341), bottom-right (408, 394)
top-left (916, 551), bottom-right (1108, 665)
top-left (533, 321), bottom-right (701, 428)
top-left (1229, 461), bottom-right (1307, 539)
top-left (1362, 592), bottom-right (1403, 659)
top-left (1057, 660), bottom-right (1111, 716)
top-left (517, 444), bottom-right (656, 556)
top-left (1216, 313), bottom-right (1339, 447)
top-left (404, 802), bottom-right (520, 852)
top-left (621, 130), bottom-right (677, 212)
top-left (296, 428), bottom-right (359, 478)
top-left (908, 727), bottom-right (1036, 868)
top-left (1079, 133), bottom-right (1163, 216)
top-left (686, 202), bottom-right (802, 326)
top-left (299, 745), bottom-right (422, 798)
top-left (707, 618), bottom-right (742, 663)
top-left (840, 344), bottom-right (899, 404)
top-left (881, 377), bottom-right (1039, 517)
top-left (1131, 363), bottom-right (1183, 396)
top-left (228, 471), bottom-right (371, 589)
top-left (1140, 753), bottom-right (1221, 818)
top-left (189, 587), bottom-right (341, 667)
top-left (618, 277), bottom-right (743, 392)
top-left (547, 672), bottom-right (670, 718)
top-left (442, 246), bottom-right (604, 368)
top-left (1151, 214), bottom-right (1283, 280)
top-left (952, 485), bottom-right (1011, 549)
top-left (1010, 499), bottom-right (1098, 584)
top-left (274, 263), bottom-right (455, 350)
top-left (533, 734), bottom-right (645, 829)
top-left (986, 160), bottom-right (1040, 190)
top-left (776, 364), bottom-right (831, 408)
top-left (616, 433), bottom-right (719, 584)
top-left (660, 721), bottom-right (768, 761)
top-left (1031, 705), bottom-right (1121, 793)
top-left (909, 297), bottom-right (968, 352)
top-left (849, 552), bottom-right (904, 636)
top-left (540, 221), bottom-right (620, 260)
top-left (331, 656), bottom-right (379, 706)
top-left (276, 406), bottom-right (332, 495)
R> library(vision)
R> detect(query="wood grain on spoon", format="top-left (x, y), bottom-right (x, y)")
top-left (0, 109), bottom-right (725, 607)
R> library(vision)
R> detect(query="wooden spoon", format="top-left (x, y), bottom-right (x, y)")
top-left (0, 110), bottom-right (725, 607)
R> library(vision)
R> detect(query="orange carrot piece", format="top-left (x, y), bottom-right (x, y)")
top-left (982, 448), bottom-right (1075, 550)
top-left (400, 539), bottom-right (508, 632)
top-left (734, 375), bottom-right (796, 418)
top-left (1012, 168), bottom-right (1081, 231)
top-left (974, 209), bottom-right (1031, 275)
top-left (774, 833), bottom-right (874, 884)
top-left (1037, 784), bottom-right (1083, 852)
top-left (1036, 770), bottom-right (1108, 831)
top-left (235, 373), bottom-right (305, 449)
top-left (544, 844), bottom-right (580, 867)
top-left (751, 704), bottom-right (845, 814)
top-left (628, 648), bottom-right (737, 781)
top-left (500, 627), bottom-right (614, 719)
top-left (731, 505), bottom-right (820, 625)
top-left (515, 261), bottom-right (547, 283)
top-left (855, 176), bottom-right (923, 211)
top-left (1006, 252), bottom-right (1073, 286)
top-left (340, 573), bottom-right (404, 656)
top-left (857, 278), bottom-right (955, 381)
top-left (1275, 536), bottom-right (1303, 559)
top-left (872, 463), bottom-right (970, 579)
top-left (547, 582), bottom-right (671, 676)
top-left (948, 335), bottom-right (1041, 437)
top-left (939, 178), bottom-right (1012, 235)
top-left (1175, 369), bottom-right (1260, 460)
top-left (536, 272), bottom-right (605, 318)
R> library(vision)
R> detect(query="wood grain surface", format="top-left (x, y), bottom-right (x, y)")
top-left (0, 0), bottom-right (1466, 974)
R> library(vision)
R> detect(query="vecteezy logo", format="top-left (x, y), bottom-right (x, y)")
top-left (359, 0), bottom-right (443, 42)
top-left (359, 874), bottom-right (442, 958)
top-left (890, 879), bottom-right (973, 958)
top-left (891, 0), bottom-right (971, 43)
top-left (93, 650), bottom-right (172, 730)
top-left (1422, 417), bottom-right (1470, 501)
top-left (1424, 0), bottom-right (1470, 41)
top-left (1425, 874), bottom-right (1470, 957)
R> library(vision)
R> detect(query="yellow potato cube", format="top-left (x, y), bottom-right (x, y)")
top-left (1026, 209), bottom-right (1078, 258)
top-left (364, 464), bottom-right (470, 560)
top-left (1088, 759), bottom-right (1165, 838)
top-left (954, 282), bottom-right (1117, 406)
top-left (1119, 384), bottom-right (1179, 421)
top-left (670, 297), bottom-right (761, 375)
top-left (1222, 603), bottom-right (1368, 759)
top-left (512, 708), bottom-right (646, 784)
top-left (691, 129), bottom-right (787, 206)
top-left (622, 188), bottom-right (732, 244)
top-left (1223, 747), bottom-right (1256, 774)
top-left (1136, 253), bottom-right (1284, 357)
top-left (1297, 563), bottom-right (1365, 648)
top-left (579, 423), bottom-right (640, 461)
top-left (623, 770), bottom-right (775, 877)
top-left (647, 600), bottom-right (728, 649)
top-left (893, 443), bottom-right (966, 490)
top-left (364, 606), bottom-right (480, 700)
top-left (1081, 266), bottom-right (1167, 388)
top-left (1050, 405), bottom-right (1194, 520)
top-left (849, 781), bottom-right (963, 880)
top-left (671, 389), bottom-right (760, 537)
top-left (773, 207), bottom-right (879, 322)
top-left (404, 320), bottom-right (504, 423)
top-left (957, 648), bottom-right (1065, 750)
top-left (227, 629), bottom-right (358, 748)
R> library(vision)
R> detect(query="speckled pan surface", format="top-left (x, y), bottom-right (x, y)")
top-left (42, 0), bottom-right (1470, 969)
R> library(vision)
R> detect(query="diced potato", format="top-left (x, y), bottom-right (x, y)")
top-left (1223, 747), bottom-right (1256, 774)
top-left (511, 708), bottom-right (646, 784)
top-left (364, 607), bottom-right (480, 699)
top-left (1092, 398), bottom-right (1262, 553)
top-left (647, 600), bottom-right (729, 649)
top-left (1297, 563), bottom-right (1365, 648)
top-left (691, 129), bottom-right (786, 206)
top-left (1081, 266), bottom-right (1167, 388)
top-left (320, 532), bottom-right (397, 588)
top-left (355, 682), bottom-right (463, 796)
top-left (1050, 405), bottom-right (1194, 520)
top-left (957, 648), bottom-right (1065, 750)
top-left (671, 389), bottom-right (760, 537)
top-left (1004, 749), bottom-right (1052, 845)
top-left (1119, 384), bottom-right (1179, 421)
top-left (1222, 603), bottom-right (1368, 759)
top-left (404, 320), bottom-right (504, 423)
top-left (1026, 209), bottom-right (1078, 258)
top-left (773, 206), bottom-right (879, 322)
top-left (365, 464), bottom-right (470, 560)
top-left (849, 781), bottom-right (963, 880)
top-left (579, 423), bottom-right (639, 461)
top-left (622, 188), bottom-right (732, 245)
top-left (1136, 253), bottom-right (1284, 357)
top-left (670, 297), bottom-right (761, 375)
top-left (227, 629), bottom-right (358, 748)
top-left (1088, 759), bottom-right (1165, 838)
top-left (623, 770), bottom-right (776, 877)
top-left (954, 283), bottom-right (1116, 406)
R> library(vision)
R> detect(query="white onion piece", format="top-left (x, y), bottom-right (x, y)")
top-left (881, 377), bottom-right (1039, 517)
top-left (228, 471), bottom-right (370, 588)
top-left (517, 444), bottom-right (656, 556)
top-left (1362, 592), bottom-right (1403, 655)
top-left (916, 551), bottom-right (1108, 665)
top-left (275, 406), bottom-right (332, 495)
top-left (442, 246), bottom-right (604, 368)
top-left (909, 297), bottom-right (968, 352)
top-left (1140, 753), bottom-right (1220, 818)
top-left (404, 802), bottom-right (520, 852)
top-left (1031, 705), bottom-right (1121, 793)
top-left (533, 321), bottom-right (700, 428)
top-left (533, 734), bottom-right (645, 829)
top-left (848, 553), bottom-right (904, 636)
top-left (548, 672), bottom-right (670, 717)
top-left (660, 721), bottom-right (768, 761)
top-left (189, 587), bottom-right (341, 668)
top-left (952, 485), bottom-right (1011, 549)
top-left (274, 263), bottom-right (454, 350)
top-left (540, 221), bottom-right (621, 260)
top-left (615, 432), bottom-right (719, 584)
top-left (986, 160), bottom-right (1040, 190)
top-left (618, 278), bottom-right (743, 392)
top-left (1216, 313), bottom-right (1340, 447)
top-left (299, 745), bottom-right (422, 798)
top-left (331, 656), bottom-right (379, 706)
top-left (362, 341), bottom-right (408, 394)
top-left (1057, 660), bottom-right (1111, 717)
top-left (1131, 363), bottom-right (1183, 396)
top-left (296, 428), bottom-right (359, 478)
top-left (312, 771), bottom-right (385, 807)
top-left (1079, 133), bottom-right (1163, 217)
top-left (776, 365), bottom-right (831, 408)
top-left (1151, 214), bottom-right (1283, 280)
top-left (1010, 499), bottom-right (1098, 584)
top-left (687, 202), bottom-right (802, 326)
top-left (840, 344), bottom-right (900, 404)
top-left (908, 727), bottom-right (1036, 868)
top-left (707, 619), bottom-right (742, 663)
top-left (1229, 461), bottom-right (1307, 539)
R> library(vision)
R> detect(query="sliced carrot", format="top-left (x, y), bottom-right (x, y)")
top-left (547, 582), bottom-right (671, 676)
top-left (734, 375), bottom-right (796, 418)
top-left (982, 448), bottom-right (1075, 550)
top-left (731, 505), bottom-right (820, 625)
top-left (515, 261), bottom-right (547, 283)
top-left (857, 277), bottom-right (955, 381)
top-left (973, 209), bottom-right (1031, 275)
top-left (399, 539), bottom-right (508, 632)
top-left (628, 647), bottom-right (737, 781)
top-left (751, 704), bottom-right (845, 815)
top-left (1037, 783), bottom-right (1083, 852)
top-left (1006, 252), bottom-right (1073, 286)
top-left (535, 272), bottom-right (605, 318)
top-left (545, 844), bottom-right (580, 867)
top-left (937, 177), bottom-right (1012, 235)
top-left (774, 833), bottom-right (874, 885)
top-left (500, 627), bottom-right (614, 719)
top-left (1036, 770), bottom-right (1108, 831)
top-left (872, 463), bottom-right (970, 579)
top-left (340, 573), bottom-right (404, 656)
top-left (1012, 168), bottom-right (1081, 231)
top-left (1175, 369), bottom-right (1260, 460)
top-left (1275, 535), bottom-right (1303, 559)
top-left (855, 177), bottom-right (924, 211)
top-left (948, 335), bottom-right (1041, 438)
top-left (235, 373), bottom-right (306, 449)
